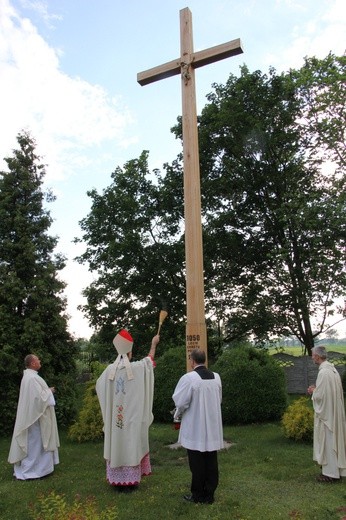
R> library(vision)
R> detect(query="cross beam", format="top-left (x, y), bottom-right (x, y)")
top-left (137, 38), bottom-right (243, 86)
top-left (137, 8), bottom-right (243, 369)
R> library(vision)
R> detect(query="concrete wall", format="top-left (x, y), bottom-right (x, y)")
top-left (272, 351), bottom-right (346, 394)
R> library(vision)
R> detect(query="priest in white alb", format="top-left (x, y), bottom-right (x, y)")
top-left (8, 354), bottom-right (59, 480)
top-left (308, 345), bottom-right (346, 482)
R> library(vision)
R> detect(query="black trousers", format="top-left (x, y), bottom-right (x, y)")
top-left (187, 449), bottom-right (219, 503)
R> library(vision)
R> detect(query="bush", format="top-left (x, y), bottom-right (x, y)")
top-left (28, 491), bottom-right (118, 520)
top-left (53, 373), bottom-right (79, 429)
top-left (342, 368), bottom-right (346, 393)
top-left (212, 345), bottom-right (287, 424)
top-left (282, 397), bottom-right (314, 442)
top-left (68, 362), bottom-right (106, 442)
top-left (153, 346), bottom-right (186, 422)
top-left (0, 349), bottom-right (21, 436)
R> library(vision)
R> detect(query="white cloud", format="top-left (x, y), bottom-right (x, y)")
top-left (292, 3), bottom-right (345, 61)
top-left (0, 0), bottom-right (137, 338)
top-left (0, 0), bottom-right (134, 181)
top-left (262, 0), bottom-right (345, 71)
top-left (19, 0), bottom-right (62, 27)
top-left (60, 254), bottom-right (94, 340)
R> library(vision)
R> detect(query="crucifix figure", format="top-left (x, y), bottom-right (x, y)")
top-left (138, 8), bottom-right (243, 369)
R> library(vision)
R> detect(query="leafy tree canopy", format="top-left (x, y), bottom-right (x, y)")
top-left (76, 152), bottom-right (186, 355)
top-left (77, 54), bottom-right (345, 356)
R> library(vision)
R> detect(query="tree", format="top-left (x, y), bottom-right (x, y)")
top-left (324, 328), bottom-right (338, 343)
top-left (0, 132), bottom-right (78, 434)
top-left (77, 54), bottom-right (345, 357)
top-left (291, 53), bottom-right (346, 172)
top-left (75, 151), bottom-right (186, 354)
top-left (193, 54), bottom-right (345, 354)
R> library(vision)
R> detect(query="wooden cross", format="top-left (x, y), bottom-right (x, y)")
top-left (138, 7), bottom-right (243, 370)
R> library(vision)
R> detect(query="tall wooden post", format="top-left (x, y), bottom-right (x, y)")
top-left (137, 8), bottom-right (243, 370)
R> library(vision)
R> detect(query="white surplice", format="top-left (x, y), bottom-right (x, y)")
top-left (173, 370), bottom-right (224, 452)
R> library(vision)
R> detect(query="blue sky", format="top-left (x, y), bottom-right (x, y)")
top-left (0, 0), bottom-right (345, 338)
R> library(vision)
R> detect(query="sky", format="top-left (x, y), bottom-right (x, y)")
top-left (0, 0), bottom-right (345, 340)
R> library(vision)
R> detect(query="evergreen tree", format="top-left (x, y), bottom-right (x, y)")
top-left (0, 131), bottom-right (78, 434)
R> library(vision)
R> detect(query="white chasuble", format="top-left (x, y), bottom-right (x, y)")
top-left (312, 361), bottom-right (346, 477)
top-left (8, 368), bottom-right (59, 479)
top-left (96, 357), bottom-right (154, 468)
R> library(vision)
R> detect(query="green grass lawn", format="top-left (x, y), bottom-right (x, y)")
top-left (271, 345), bottom-right (346, 356)
top-left (1, 423), bottom-right (346, 520)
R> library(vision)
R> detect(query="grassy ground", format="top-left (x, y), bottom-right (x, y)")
top-left (271, 345), bottom-right (346, 356)
top-left (1, 423), bottom-right (346, 520)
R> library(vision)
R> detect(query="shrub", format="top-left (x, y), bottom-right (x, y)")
top-left (153, 346), bottom-right (186, 422)
top-left (0, 349), bottom-right (20, 435)
top-left (68, 362), bottom-right (106, 442)
top-left (28, 491), bottom-right (118, 520)
top-left (282, 397), bottom-right (314, 442)
top-left (212, 345), bottom-right (287, 424)
top-left (342, 368), bottom-right (346, 393)
top-left (53, 373), bottom-right (78, 429)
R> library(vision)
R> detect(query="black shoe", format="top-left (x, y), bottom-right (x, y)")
top-left (183, 494), bottom-right (195, 503)
top-left (184, 494), bottom-right (214, 504)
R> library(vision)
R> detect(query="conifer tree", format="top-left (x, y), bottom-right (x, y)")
top-left (0, 131), bottom-right (77, 434)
